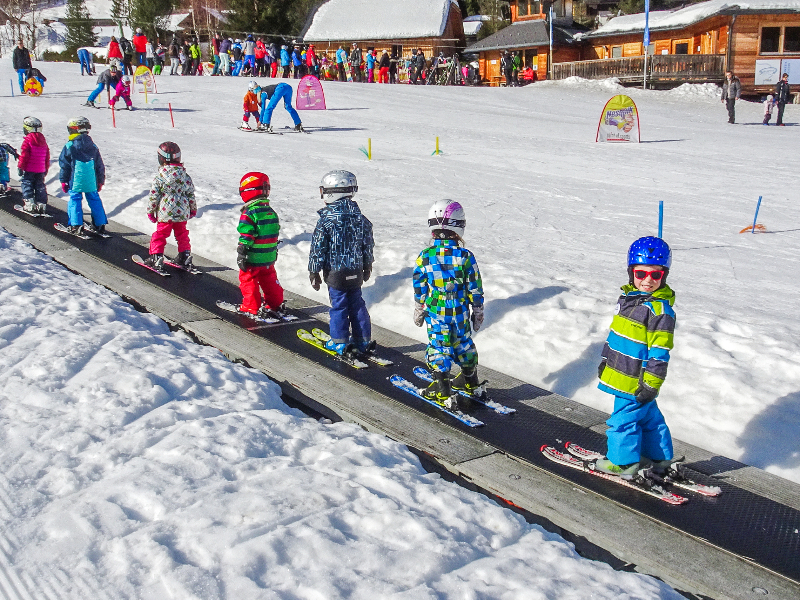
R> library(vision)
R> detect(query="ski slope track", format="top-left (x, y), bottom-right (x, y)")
top-left (0, 186), bottom-right (798, 600)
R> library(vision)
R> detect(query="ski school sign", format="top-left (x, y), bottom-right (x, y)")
top-left (133, 66), bottom-right (157, 95)
top-left (596, 95), bottom-right (640, 143)
top-left (296, 75), bottom-right (326, 110)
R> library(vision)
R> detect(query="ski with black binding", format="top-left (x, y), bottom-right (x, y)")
top-left (216, 300), bottom-right (280, 323)
top-left (132, 254), bottom-right (170, 276)
top-left (541, 444), bottom-right (688, 505)
top-left (82, 223), bottom-right (111, 238)
top-left (412, 366), bottom-right (514, 414)
top-left (14, 204), bottom-right (52, 218)
top-left (164, 258), bottom-right (202, 274)
top-left (311, 328), bottom-right (392, 365)
top-left (390, 375), bottom-right (484, 427)
top-left (54, 222), bottom-right (92, 239)
top-left (297, 328), bottom-right (369, 369)
top-left (565, 443), bottom-right (722, 497)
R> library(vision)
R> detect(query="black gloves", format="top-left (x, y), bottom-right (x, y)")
top-left (597, 360), bottom-right (606, 379)
top-left (635, 382), bottom-right (659, 404)
top-left (309, 271), bottom-right (322, 291)
top-left (236, 244), bottom-right (248, 271)
top-left (363, 264), bottom-right (372, 282)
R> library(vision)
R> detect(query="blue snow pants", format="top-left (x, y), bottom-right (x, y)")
top-left (232, 60), bottom-right (243, 76)
top-left (68, 191), bottom-right (107, 227)
top-left (20, 172), bottom-right (47, 204)
top-left (88, 82), bottom-right (106, 103)
top-left (260, 83), bottom-right (301, 126)
top-left (328, 287), bottom-right (371, 345)
top-left (17, 69), bottom-right (27, 93)
top-left (425, 313), bottom-right (477, 374)
top-left (605, 395), bottom-right (674, 466)
top-left (78, 49), bottom-right (92, 75)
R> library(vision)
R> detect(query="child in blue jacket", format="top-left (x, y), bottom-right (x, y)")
top-left (59, 117), bottom-right (107, 235)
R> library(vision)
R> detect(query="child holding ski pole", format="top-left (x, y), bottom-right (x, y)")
top-left (595, 236), bottom-right (676, 478)
top-left (412, 200), bottom-right (485, 409)
top-left (308, 170), bottom-right (374, 355)
top-left (143, 142), bottom-right (196, 273)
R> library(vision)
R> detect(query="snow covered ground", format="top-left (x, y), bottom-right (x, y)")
top-left (0, 60), bottom-right (798, 498)
top-left (0, 221), bottom-right (683, 596)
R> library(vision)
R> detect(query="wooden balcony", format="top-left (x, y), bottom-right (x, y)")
top-left (552, 54), bottom-right (727, 84)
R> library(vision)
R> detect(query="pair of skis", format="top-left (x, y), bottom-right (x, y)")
top-left (54, 222), bottom-right (110, 239)
top-left (541, 442), bottom-right (722, 504)
top-left (132, 254), bottom-right (200, 276)
top-left (297, 328), bottom-right (393, 369)
top-left (216, 300), bottom-right (298, 324)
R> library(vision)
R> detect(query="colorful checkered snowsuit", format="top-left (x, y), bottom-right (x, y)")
top-left (413, 239), bottom-right (483, 373)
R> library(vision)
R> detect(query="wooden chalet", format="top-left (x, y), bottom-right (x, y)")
top-left (464, 0), bottom-right (584, 84)
top-left (300, 0), bottom-right (465, 62)
top-left (567, 0), bottom-right (800, 93)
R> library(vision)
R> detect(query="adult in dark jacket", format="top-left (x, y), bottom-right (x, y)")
top-left (84, 65), bottom-right (121, 106)
top-left (774, 73), bottom-right (791, 126)
top-left (389, 51), bottom-right (398, 83)
top-left (119, 36), bottom-right (134, 75)
top-left (720, 70), bottom-right (741, 124)
top-left (12, 40), bottom-right (32, 94)
top-left (349, 43), bottom-right (363, 82)
top-left (413, 49), bottom-right (425, 84)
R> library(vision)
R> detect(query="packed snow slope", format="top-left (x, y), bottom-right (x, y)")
top-left (0, 232), bottom-right (683, 598)
top-left (1, 62), bottom-right (799, 488)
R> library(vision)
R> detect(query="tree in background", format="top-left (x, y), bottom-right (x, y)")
top-left (225, 0), bottom-right (316, 37)
top-left (128, 0), bottom-right (173, 41)
top-left (111, 0), bottom-right (131, 37)
top-left (64, 0), bottom-right (97, 51)
top-left (477, 0), bottom-right (510, 40)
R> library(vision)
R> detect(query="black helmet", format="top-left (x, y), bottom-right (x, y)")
top-left (157, 141), bottom-right (181, 165)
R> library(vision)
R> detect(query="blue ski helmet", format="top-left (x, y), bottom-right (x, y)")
top-left (628, 236), bottom-right (672, 269)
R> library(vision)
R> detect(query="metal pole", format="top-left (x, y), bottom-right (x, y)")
top-left (752, 196), bottom-right (762, 234)
top-left (658, 201), bottom-right (664, 238)
top-left (549, 6), bottom-right (553, 81)
top-left (643, 0), bottom-right (650, 90)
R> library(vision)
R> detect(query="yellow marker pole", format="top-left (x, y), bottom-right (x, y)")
top-left (144, 88), bottom-right (148, 104)
top-left (436, 136), bottom-right (440, 154)
top-left (368, 138), bottom-right (372, 160)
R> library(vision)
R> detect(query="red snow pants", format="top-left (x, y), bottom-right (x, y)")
top-left (150, 221), bottom-right (190, 255)
top-left (379, 67), bottom-right (389, 83)
top-left (239, 265), bottom-right (284, 314)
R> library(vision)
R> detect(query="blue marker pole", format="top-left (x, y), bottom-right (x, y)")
top-left (752, 196), bottom-right (762, 234)
top-left (658, 200), bottom-right (664, 238)
top-left (10, 79), bottom-right (14, 97)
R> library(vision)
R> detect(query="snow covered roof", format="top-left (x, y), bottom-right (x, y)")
top-left (582, 0), bottom-right (800, 38)
top-left (463, 15), bottom-right (490, 37)
top-left (302, 0), bottom-right (460, 41)
top-left (165, 13), bottom-right (191, 32)
top-left (36, 0), bottom-right (116, 21)
top-left (465, 20), bottom-right (578, 52)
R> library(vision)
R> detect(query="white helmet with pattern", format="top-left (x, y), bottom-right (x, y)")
top-left (22, 116), bottom-right (42, 134)
top-left (428, 200), bottom-right (466, 238)
top-left (320, 170), bottom-right (358, 204)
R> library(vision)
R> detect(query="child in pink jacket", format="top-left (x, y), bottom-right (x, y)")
top-left (18, 116), bottom-right (50, 214)
top-left (110, 75), bottom-right (133, 110)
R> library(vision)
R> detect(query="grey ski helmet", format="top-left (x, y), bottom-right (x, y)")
top-left (22, 116), bottom-right (42, 134)
top-left (320, 170), bottom-right (358, 203)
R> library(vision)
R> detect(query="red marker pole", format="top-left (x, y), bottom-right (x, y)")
top-left (168, 102), bottom-right (175, 127)
top-left (111, 107), bottom-right (116, 128)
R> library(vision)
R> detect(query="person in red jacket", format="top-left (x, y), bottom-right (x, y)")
top-left (107, 36), bottom-right (123, 70)
top-left (255, 38), bottom-right (266, 77)
top-left (132, 28), bottom-right (148, 66)
top-left (306, 44), bottom-right (318, 77)
top-left (18, 116), bottom-right (50, 214)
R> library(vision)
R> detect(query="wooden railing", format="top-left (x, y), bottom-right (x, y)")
top-left (552, 54), bottom-right (727, 83)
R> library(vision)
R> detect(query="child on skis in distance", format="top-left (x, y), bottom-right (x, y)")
top-left (58, 116), bottom-right (107, 235)
top-left (236, 172), bottom-right (285, 317)
top-left (413, 201), bottom-right (485, 409)
top-left (241, 80), bottom-right (261, 130)
top-left (18, 116), bottom-right (50, 214)
top-left (763, 94), bottom-right (775, 125)
top-left (595, 236), bottom-right (676, 479)
top-left (109, 75), bottom-right (133, 110)
top-left (144, 142), bottom-right (196, 273)
top-left (308, 170), bottom-right (374, 355)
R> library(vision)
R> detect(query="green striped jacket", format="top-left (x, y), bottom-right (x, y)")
top-left (238, 198), bottom-right (279, 267)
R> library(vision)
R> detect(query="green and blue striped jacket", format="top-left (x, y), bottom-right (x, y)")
top-left (598, 284), bottom-right (676, 399)
top-left (238, 198), bottom-right (279, 267)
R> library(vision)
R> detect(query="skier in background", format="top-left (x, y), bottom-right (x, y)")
top-left (258, 82), bottom-right (304, 132)
top-left (12, 39), bottom-right (32, 94)
top-left (720, 70), bottom-right (741, 124)
top-left (308, 170), bottom-right (374, 355)
top-left (240, 80), bottom-right (261, 131)
top-left (84, 64), bottom-right (120, 107)
top-left (58, 116), bottom-right (107, 235)
top-left (595, 237), bottom-right (676, 478)
top-left (17, 116), bottom-right (50, 215)
top-left (413, 200), bottom-right (485, 408)
top-left (236, 172), bottom-right (285, 318)
top-left (109, 74), bottom-right (133, 110)
top-left (132, 28), bottom-right (147, 65)
top-left (144, 142), bottom-right (196, 274)
top-left (77, 47), bottom-right (94, 75)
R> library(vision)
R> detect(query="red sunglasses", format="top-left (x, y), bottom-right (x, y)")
top-left (633, 269), bottom-right (665, 281)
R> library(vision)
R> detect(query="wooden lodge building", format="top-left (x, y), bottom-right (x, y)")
top-left (467, 0), bottom-right (800, 94)
top-left (300, 0), bottom-right (465, 62)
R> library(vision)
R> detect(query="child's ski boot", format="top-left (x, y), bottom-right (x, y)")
top-left (174, 250), bottom-right (193, 269)
top-left (294, 123), bottom-right (305, 132)
top-left (423, 371), bottom-right (460, 410)
top-left (451, 367), bottom-right (488, 400)
top-left (144, 253), bottom-right (167, 274)
top-left (593, 459), bottom-right (640, 480)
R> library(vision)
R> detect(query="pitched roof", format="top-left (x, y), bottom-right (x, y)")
top-left (581, 0), bottom-right (800, 39)
top-left (465, 20), bottom-right (578, 53)
top-left (302, 0), bottom-right (459, 41)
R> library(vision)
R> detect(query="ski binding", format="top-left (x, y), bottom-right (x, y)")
top-left (54, 222), bottom-right (92, 239)
top-left (14, 204), bottom-right (52, 217)
top-left (132, 254), bottom-right (170, 276)
top-left (311, 328), bottom-right (392, 366)
top-left (412, 366), bottom-right (514, 414)
top-left (390, 375), bottom-right (484, 427)
top-left (297, 328), bottom-right (369, 369)
top-left (216, 300), bottom-right (280, 324)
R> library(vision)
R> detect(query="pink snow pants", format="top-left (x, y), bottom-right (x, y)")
top-left (150, 221), bottom-right (190, 255)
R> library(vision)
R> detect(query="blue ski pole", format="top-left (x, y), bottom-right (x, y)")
top-left (752, 196), bottom-right (762, 234)
top-left (10, 79), bottom-right (14, 97)
top-left (658, 200), bottom-right (664, 238)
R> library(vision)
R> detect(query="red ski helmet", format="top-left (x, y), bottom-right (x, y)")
top-left (239, 172), bottom-right (270, 202)
top-left (157, 141), bottom-right (181, 165)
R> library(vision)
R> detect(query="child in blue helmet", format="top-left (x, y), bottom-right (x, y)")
top-left (595, 236), bottom-right (676, 478)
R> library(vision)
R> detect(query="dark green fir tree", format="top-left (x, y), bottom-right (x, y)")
top-left (65, 0), bottom-right (97, 52)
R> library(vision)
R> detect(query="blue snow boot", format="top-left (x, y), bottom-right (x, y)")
top-left (325, 339), bottom-right (350, 356)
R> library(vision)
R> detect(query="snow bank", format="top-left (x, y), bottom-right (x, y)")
top-left (0, 228), bottom-right (682, 598)
top-left (538, 76), bottom-right (722, 103)
top-left (304, 0), bottom-right (457, 41)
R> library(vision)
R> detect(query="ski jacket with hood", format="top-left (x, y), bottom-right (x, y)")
top-left (18, 132), bottom-right (50, 173)
top-left (148, 164), bottom-right (196, 222)
top-left (280, 47), bottom-right (290, 66)
top-left (413, 239), bottom-right (483, 319)
top-left (12, 46), bottom-right (32, 70)
top-left (238, 198), bottom-right (279, 267)
top-left (308, 197), bottom-right (374, 290)
top-left (132, 34), bottom-right (147, 53)
top-left (59, 133), bottom-right (105, 193)
top-left (107, 40), bottom-right (122, 59)
top-left (598, 284), bottom-right (676, 400)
